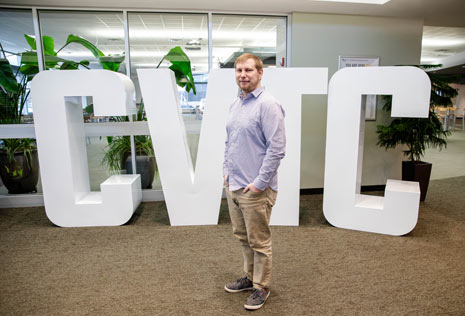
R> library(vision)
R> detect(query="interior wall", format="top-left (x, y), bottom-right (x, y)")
top-left (290, 13), bottom-right (424, 188)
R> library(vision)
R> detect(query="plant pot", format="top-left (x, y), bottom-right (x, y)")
top-left (402, 161), bottom-right (432, 201)
top-left (0, 149), bottom-right (40, 194)
top-left (125, 155), bottom-right (155, 189)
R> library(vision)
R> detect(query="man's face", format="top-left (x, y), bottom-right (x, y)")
top-left (235, 58), bottom-right (263, 93)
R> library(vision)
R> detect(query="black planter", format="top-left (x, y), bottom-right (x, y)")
top-left (125, 155), bottom-right (155, 189)
top-left (0, 149), bottom-right (40, 194)
top-left (402, 161), bottom-right (432, 201)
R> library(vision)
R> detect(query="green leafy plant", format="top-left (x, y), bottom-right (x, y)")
top-left (0, 55), bottom-right (30, 125)
top-left (376, 65), bottom-right (458, 161)
top-left (158, 46), bottom-right (196, 94)
top-left (1, 33), bottom-right (125, 124)
top-left (18, 33), bottom-right (126, 75)
top-left (0, 42), bottom-right (37, 169)
top-left (0, 42), bottom-right (40, 192)
top-left (0, 138), bottom-right (36, 177)
top-left (21, 34), bottom-right (196, 92)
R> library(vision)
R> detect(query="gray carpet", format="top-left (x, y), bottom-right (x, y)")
top-left (1, 177), bottom-right (465, 315)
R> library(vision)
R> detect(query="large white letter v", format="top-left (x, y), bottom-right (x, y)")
top-left (138, 69), bottom-right (236, 225)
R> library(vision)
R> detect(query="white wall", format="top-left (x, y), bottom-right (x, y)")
top-left (291, 13), bottom-right (424, 188)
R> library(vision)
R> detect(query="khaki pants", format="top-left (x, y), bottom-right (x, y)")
top-left (226, 186), bottom-right (277, 289)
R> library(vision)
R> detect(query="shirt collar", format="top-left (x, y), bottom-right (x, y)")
top-left (240, 86), bottom-right (264, 100)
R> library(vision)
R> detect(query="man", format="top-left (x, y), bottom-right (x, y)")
top-left (223, 53), bottom-right (286, 310)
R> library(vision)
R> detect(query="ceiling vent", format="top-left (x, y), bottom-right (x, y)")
top-left (185, 39), bottom-right (202, 51)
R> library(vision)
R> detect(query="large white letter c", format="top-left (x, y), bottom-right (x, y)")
top-left (323, 66), bottom-right (431, 236)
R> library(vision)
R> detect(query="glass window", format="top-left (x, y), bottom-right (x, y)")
top-left (212, 15), bottom-right (287, 69)
top-left (0, 8), bottom-right (36, 118)
top-left (0, 9), bottom-right (35, 53)
top-left (128, 12), bottom-right (208, 104)
top-left (39, 10), bottom-right (126, 121)
top-left (39, 10), bottom-right (126, 72)
top-left (38, 11), bottom-right (127, 190)
top-left (1, 10), bottom-right (289, 197)
top-left (0, 9), bottom-right (42, 196)
top-left (128, 12), bottom-right (208, 181)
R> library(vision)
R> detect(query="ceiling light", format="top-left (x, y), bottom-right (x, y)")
top-left (312, 0), bottom-right (391, 4)
top-left (422, 38), bottom-right (465, 47)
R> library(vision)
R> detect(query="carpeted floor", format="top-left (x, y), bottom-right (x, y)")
top-left (1, 177), bottom-right (464, 316)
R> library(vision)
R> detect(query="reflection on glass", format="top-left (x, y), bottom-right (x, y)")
top-left (212, 15), bottom-right (287, 69)
top-left (39, 10), bottom-right (125, 71)
top-left (0, 8), bottom-right (36, 118)
top-left (128, 12), bottom-right (208, 168)
top-left (0, 9), bottom-right (43, 195)
top-left (39, 10), bottom-right (126, 123)
top-left (128, 12), bottom-right (208, 76)
top-left (128, 12), bottom-right (208, 106)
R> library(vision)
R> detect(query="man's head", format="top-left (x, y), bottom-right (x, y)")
top-left (234, 53), bottom-right (263, 94)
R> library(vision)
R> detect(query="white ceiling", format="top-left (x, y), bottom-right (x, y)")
top-left (421, 26), bottom-right (465, 64)
top-left (1, 0), bottom-right (465, 27)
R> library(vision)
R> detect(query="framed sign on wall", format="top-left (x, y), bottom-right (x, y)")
top-left (338, 56), bottom-right (380, 120)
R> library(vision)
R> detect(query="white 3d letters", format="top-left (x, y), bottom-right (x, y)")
top-left (137, 68), bottom-right (327, 226)
top-left (29, 67), bottom-right (431, 233)
top-left (31, 70), bottom-right (142, 227)
top-left (323, 67), bottom-right (431, 236)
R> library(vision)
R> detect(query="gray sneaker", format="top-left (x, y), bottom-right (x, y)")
top-left (224, 276), bottom-right (253, 293)
top-left (244, 288), bottom-right (270, 310)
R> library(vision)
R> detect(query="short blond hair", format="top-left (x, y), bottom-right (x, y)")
top-left (234, 53), bottom-right (263, 72)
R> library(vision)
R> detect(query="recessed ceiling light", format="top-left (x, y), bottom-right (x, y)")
top-left (312, 0), bottom-right (391, 4)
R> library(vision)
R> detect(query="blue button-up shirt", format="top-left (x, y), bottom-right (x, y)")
top-left (223, 87), bottom-right (286, 191)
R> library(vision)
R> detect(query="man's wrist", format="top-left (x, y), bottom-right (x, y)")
top-left (252, 179), bottom-right (267, 191)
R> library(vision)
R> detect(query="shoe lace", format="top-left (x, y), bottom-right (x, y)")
top-left (237, 276), bottom-right (249, 284)
top-left (251, 288), bottom-right (262, 299)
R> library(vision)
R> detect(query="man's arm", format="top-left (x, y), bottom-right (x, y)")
top-left (252, 101), bottom-right (286, 191)
top-left (223, 127), bottom-right (229, 184)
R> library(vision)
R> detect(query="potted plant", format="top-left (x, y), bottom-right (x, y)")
top-left (376, 65), bottom-right (458, 201)
top-left (101, 46), bottom-right (196, 189)
top-left (100, 101), bottom-right (157, 189)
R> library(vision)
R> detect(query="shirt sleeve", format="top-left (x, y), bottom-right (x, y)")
top-left (223, 124), bottom-right (229, 180)
top-left (253, 101), bottom-right (286, 191)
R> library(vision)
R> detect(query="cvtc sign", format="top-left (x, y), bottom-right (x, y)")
top-left (31, 67), bottom-right (430, 236)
